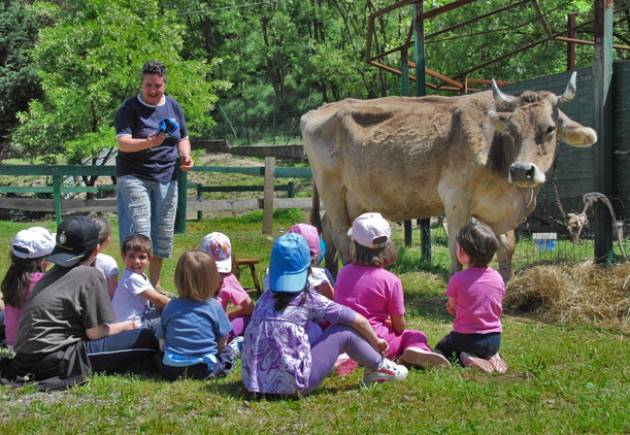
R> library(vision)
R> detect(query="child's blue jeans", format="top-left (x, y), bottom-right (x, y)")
top-left (435, 331), bottom-right (501, 360)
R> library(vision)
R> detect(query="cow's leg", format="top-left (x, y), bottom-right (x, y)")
top-left (441, 188), bottom-right (472, 276)
top-left (320, 212), bottom-right (339, 277)
top-left (317, 182), bottom-right (354, 269)
top-left (496, 230), bottom-right (515, 282)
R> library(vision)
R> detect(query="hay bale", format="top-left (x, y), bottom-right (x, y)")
top-left (506, 261), bottom-right (630, 334)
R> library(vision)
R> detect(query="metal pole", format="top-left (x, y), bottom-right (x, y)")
top-left (414, 2), bottom-right (432, 264)
top-left (401, 45), bottom-right (413, 247)
top-left (52, 175), bottom-right (62, 227)
top-left (593, 0), bottom-right (614, 263)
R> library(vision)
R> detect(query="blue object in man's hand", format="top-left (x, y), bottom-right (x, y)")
top-left (158, 118), bottom-right (180, 136)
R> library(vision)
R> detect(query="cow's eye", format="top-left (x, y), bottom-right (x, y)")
top-left (546, 126), bottom-right (556, 136)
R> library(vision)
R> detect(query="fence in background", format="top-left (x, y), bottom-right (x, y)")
top-left (0, 159), bottom-right (313, 234)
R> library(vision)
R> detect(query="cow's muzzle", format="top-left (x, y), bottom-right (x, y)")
top-left (509, 161), bottom-right (546, 187)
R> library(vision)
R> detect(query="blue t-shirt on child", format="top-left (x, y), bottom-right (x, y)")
top-left (115, 95), bottom-right (189, 182)
top-left (157, 297), bottom-right (232, 357)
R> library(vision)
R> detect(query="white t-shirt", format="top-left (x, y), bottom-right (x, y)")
top-left (111, 268), bottom-right (153, 321)
top-left (95, 253), bottom-right (119, 279)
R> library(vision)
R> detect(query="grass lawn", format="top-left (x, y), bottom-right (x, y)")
top-left (0, 211), bottom-right (628, 433)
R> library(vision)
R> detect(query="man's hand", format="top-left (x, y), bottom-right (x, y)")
top-left (146, 132), bottom-right (166, 147)
top-left (179, 154), bottom-right (194, 171)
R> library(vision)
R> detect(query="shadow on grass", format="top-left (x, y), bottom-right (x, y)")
top-left (404, 290), bottom-right (452, 323)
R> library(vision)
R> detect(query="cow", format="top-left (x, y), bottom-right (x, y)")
top-left (300, 72), bottom-right (597, 281)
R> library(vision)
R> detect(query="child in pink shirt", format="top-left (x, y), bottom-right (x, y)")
top-left (435, 221), bottom-right (508, 373)
top-left (335, 212), bottom-right (449, 369)
top-left (201, 232), bottom-right (253, 341)
top-left (1, 227), bottom-right (55, 350)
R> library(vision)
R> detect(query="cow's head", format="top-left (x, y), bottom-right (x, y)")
top-left (487, 72), bottom-right (597, 188)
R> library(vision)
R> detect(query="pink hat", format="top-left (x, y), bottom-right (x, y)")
top-left (200, 232), bottom-right (232, 273)
top-left (347, 212), bottom-right (391, 249)
top-left (288, 224), bottom-right (321, 261)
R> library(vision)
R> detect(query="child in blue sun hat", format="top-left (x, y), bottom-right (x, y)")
top-left (241, 233), bottom-right (408, 396)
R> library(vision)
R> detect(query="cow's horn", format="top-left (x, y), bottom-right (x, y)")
top-left (558, 71), bottom-right (577, 103)
top-left (491, 79), bottom-right (516, 107)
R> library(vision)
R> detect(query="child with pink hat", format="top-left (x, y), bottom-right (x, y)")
top-left (200, 232), bottom-right (253, 341)
top-left (334, 212), bottom-right (450, 369)
top-left (287, 223), bottom-right (334, 299)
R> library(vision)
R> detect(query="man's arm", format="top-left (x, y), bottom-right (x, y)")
top-left (178, 137), bottom-right (194, 171)
top-left (117, 133), bottom-right (165, 153)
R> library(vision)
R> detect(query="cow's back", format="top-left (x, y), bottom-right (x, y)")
top-left (301, 94), bottom-right (495, 219)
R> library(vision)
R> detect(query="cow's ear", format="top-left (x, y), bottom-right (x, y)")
top-left (488, 110), bottom-right (510, 133)
top-left (558, 111), bottom-right (597, 147)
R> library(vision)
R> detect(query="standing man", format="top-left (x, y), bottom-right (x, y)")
top-left (115, 60), bottom-right (193, 288)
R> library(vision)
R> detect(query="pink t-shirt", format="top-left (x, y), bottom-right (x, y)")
top-left (4, 272), bottom-right (44, 346)
top-left (446, 267), bottom-right (504, 334)
top-left (216, 273), bottom-right (249, 311)
top-left (334, 264), bottom-right (404, 338)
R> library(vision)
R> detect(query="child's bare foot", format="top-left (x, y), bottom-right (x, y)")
top-left (401, 347), bottom-right (451, 368)
top-left (489, 353), bottom-right (508, 373)
top-left (460, 351), bottom-right (494, 373)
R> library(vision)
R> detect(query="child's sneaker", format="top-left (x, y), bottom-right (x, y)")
top-left (460, 351), bottom-right (494, 373)
top-left (489, 353), bottom-right (508, 374)
top-left (228, 336), bottom-right (244, 356)
top-left (401, 347), bottom-right (451, 368)
top-left (334, 353), bottom-right (359, 376)
top-left (363, 358), bottom-right (408, 385)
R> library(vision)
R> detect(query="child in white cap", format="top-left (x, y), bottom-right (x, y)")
top-left (200, 232), bottom-right (253, 341)
top-left (1, 227), bottom-right (55, 350)
top-left (334, 212), bottom-right (450, 369)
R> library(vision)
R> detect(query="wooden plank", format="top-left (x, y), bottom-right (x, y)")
top-left (197, 184), bottom-right (290, 193)
top-left (0, 198), bottom-right (117, 212)
top-left (262, 157), bottom-right (275, 235)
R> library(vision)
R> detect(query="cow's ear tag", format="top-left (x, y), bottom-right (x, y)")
top-left (488, 110), bottom-right (509, 133)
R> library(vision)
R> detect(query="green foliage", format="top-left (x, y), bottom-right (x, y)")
top-left (12, 0), bottom-right (227, 164)
top-left (0, 1), bottom-right (42, 147)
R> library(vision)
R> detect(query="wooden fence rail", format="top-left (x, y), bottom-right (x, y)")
top-left (0, 162), bottom-right (314, 233)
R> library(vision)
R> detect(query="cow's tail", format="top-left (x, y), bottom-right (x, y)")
top-left (310, 182), bottom-right (322, 232)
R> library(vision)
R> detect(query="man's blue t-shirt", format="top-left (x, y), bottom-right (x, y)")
top-left (115, 95), bottom-right (189, 182)
top-left (157, 297), bottom-right (232, 357)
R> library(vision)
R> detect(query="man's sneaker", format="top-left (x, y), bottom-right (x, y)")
top-left (401, 347), bottom-right (451, 368)
top-left (363, 358), bottom-right (408, 385)
top-left (460, 351), bottom-right (494, 373)
top-left (489, 353), bottom-right (508, 374)
top-left (334, 353), bottom-right (359, 376)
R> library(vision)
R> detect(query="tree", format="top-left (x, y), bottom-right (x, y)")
top-left (12, 0), bottom-right (228, 177)
top-left (0, 1), bottom-right (42, 158)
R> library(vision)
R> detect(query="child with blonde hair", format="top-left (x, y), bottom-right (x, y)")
top-left (242, 233), bottom-right (408, 396)
top-left (1, 227), bottom-right (55, 350)
top-left (335, 213), bottom-right (449, 369)
top-left (91, 214), bottom-right (119, 299)
top-left (157, 250), bottom-right (238, 380)
top-left (435, 221), bottom-right (507, 373)
top-left (200, 232), bottom-right (253, 341)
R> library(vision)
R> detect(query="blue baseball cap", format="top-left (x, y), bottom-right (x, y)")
top-left (269, 233), bottom-right (311, 293)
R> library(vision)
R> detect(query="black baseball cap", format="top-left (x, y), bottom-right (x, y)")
top-left (47, 216), bottom-right (100, 267)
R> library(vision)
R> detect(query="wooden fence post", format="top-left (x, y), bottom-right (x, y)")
top-left (52, 175), bottom-right (62, 227)
top-left (174, 167), bottom-right (188, 234)
top-left (262, 157), bottom-right (275, 235)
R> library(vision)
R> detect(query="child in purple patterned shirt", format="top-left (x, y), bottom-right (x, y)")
top-left (241, 233), bottom-right (408, 396)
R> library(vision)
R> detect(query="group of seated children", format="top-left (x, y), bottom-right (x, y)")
top-left (0, 211), bottom-right (506, 394)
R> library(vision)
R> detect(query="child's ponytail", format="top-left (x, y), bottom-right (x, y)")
top-left (1, 254), bottom-right (44, 308)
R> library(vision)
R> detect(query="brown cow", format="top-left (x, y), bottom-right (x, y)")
top-left (301, 72), bottom-right (597, 281)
